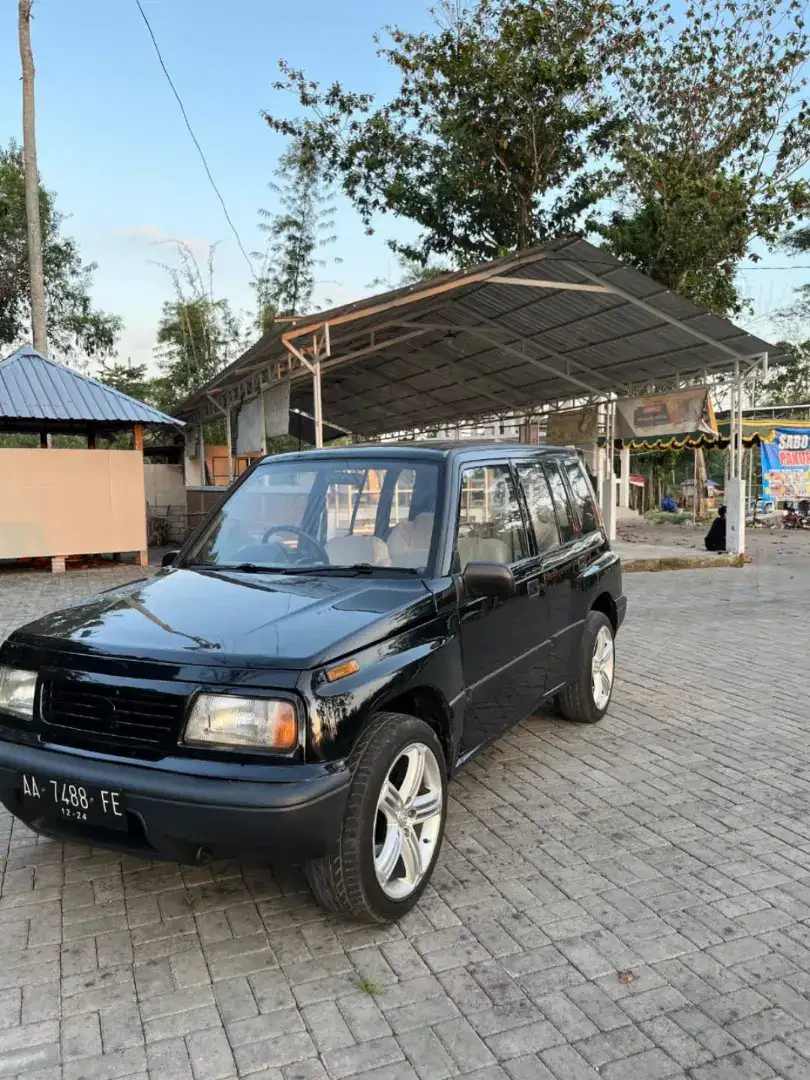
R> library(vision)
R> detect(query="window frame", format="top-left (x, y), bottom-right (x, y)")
top-left (514, 459), bottom-right (564, 558)
top-left (540, 458), bottom-right (580, 547)
top-left (452, 459), bottom-right (533, 572)
top-left (561, 457), bottom-right (603, 538)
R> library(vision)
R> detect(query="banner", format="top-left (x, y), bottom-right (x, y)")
top-left (614, 387), bottom-right (717, 442)
top-left (761, 428), bottom-right (810, 503)
top-left (546, 405), bottom-right (599, 446)
top-left (236, 382), bottom-right (292, 456)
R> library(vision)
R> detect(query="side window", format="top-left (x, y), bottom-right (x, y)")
top-left (565, 461), bottom-right (601, 535)
top-left (544, 462), bottom-right (577, 544)
top-left (456, 465), bottom-right (529, 569)
top-left (516, 464), bottom-right (560, 553)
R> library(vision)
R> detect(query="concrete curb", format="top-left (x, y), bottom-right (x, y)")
top-left (622, 552), bottom-right (746, 573)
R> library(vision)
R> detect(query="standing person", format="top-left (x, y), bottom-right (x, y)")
top-left (705, 505), bottom-right (727, 552)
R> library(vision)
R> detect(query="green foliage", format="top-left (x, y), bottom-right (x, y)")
top-left (254, 141), bottom-right (340, 317)
top-left (265, 0), bottom-right (617, 264)
top-left (762, 339), bottom-right (810, 405)
top-left (96, 361), bottom-right (152, 403)
top-left (645, 509), bottom-right (691, 524)
top-left (152, 243), bottom-right (246, 412)
top-left (0, 141), bottom-right (121, 358)
top-left (596, 0), bottom-right (810, 315)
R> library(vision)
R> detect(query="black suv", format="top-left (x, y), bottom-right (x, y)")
top-left (0, 443), bottom-right (625, 922)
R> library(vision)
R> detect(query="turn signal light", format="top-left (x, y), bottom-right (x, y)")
top-left (326, 659), bottom-right (360, 683)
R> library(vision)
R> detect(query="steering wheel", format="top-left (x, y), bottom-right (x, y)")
top-left (261, 524), bottom-right (330, 565)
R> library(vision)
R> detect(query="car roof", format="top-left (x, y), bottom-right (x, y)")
top-left (256, 440), bottom-right (581, 465)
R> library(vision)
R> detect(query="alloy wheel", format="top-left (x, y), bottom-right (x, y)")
top-left (591, 625), bottom-right (615, 710)
top-left (373, 742), bottom-right (443, 900)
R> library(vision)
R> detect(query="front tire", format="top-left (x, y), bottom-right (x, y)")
top-left (306, 712), bottom-right (447, 923)
top-left (556, 610), bottom-right (615, 724)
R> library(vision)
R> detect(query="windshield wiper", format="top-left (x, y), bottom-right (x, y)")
top-left (309, 563), bottom-right (420, 576)
top-left (185, 562), bottom-right (419, 576)
top-left (186, 562), bottom-right (290, 574)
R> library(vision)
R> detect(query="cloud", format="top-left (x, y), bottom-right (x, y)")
top-left (112, 225), bottom-right (212, 263)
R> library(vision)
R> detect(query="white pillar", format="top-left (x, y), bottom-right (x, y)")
top-left (313, 360), bottom-right (323, 449)
top-left (595, 442), bottom-right (605, 508)
top-left (726, 478), bottom-right (746, 555)
top-left (600, 402), bottom-right (617, 542)
top-left (619, 446), bottom-right (631, 508)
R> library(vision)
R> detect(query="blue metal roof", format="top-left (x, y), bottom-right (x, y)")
top-left (0, 347), bottom-right (182, 426)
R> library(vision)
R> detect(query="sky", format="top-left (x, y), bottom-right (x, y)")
top-left (0, 0), bottom-right (434, 372)
top-left (0, 0), bottom-right (807, 376)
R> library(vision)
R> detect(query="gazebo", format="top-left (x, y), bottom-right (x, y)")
top-left (0, 347), bottom-right (181, 572)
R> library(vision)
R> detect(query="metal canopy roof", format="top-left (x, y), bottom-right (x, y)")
top-left (0, 347), bottom-right (182, 429)
top-left (178, 237), bottom-right (785, 438)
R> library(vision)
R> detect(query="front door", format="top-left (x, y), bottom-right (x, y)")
top-left (456, 463), bottom-right (550, 759)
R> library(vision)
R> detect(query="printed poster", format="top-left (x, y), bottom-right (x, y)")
top-left (761, 428), bottom-right (810, 503)
top-left (613, 387), bottom-right (717, 441)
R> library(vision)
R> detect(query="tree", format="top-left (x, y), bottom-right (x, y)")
top-left (595, 0), bottom-right (810, 315)
top-left (96, 360), bottom-right (152, 403)
top-left (18, 0), bottom-right (46, 354)
top-left (264, 0), bottom-right (617, 265)
top-left (152, 242), bottom-right (245, 412)
top-left (762, 341), bottom-right (810, 405)
top-left (254, 140), bottom-right (339, 317)
top-left (0, 142), bottom-right (121, 358)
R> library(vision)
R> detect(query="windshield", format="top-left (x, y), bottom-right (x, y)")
top-left (183, 456), bottom-right (441, 575)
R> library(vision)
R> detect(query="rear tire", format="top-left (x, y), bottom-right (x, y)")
top-left (556, 610), bottom-right (615, 724)
top-left (305, 712), bottom-right (447, 923)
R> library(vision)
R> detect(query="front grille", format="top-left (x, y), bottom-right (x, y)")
top-left (41, 681), bottom-right (185, 758)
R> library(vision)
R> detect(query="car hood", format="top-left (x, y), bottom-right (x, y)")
top-left (11, 568), bottom-right (436, 669)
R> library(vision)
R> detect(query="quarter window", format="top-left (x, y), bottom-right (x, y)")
top-left (456, 465), bottom-right (529, 569)
top-left (516, 464), bottom-right (560, 553)
top-left (544, 462), bottom-right (576, 544)
top-left (565, 461), bottom-right (601, 535)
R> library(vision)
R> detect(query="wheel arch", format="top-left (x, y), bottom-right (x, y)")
top-left (375, 686), bottom-right (454, 768)
top-left (590, 590), bottom-right (618, 634)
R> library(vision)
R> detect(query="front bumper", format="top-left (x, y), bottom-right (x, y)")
top-left (0, 739), bottom-right (350, 864)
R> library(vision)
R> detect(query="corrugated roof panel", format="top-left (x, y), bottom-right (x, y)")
top-left (190, 236), bottom-right (787, 436)
top-left (0, 348), bottom-right (182, 426)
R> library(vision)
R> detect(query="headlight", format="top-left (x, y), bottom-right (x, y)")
top-left (0, 666), bottom-right (37, 721)
top-left (183, 694), bottom-right (298, 751)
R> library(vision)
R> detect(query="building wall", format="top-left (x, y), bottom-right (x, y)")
top-left (0, 448), bottom-right (146, 559)
top-left (144, 463), bottom-right (186, 508)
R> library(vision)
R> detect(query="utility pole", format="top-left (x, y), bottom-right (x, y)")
top-left (18, 0), bottom-right (47, 355)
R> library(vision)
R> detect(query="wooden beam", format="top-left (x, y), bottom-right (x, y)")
top-left (133, 423), bottom-right (144, 451)
top-left (486, 276), bottom-right (613, 293)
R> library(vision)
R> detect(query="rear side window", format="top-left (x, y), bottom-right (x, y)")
top-left (544, 462), bottom-right (576, 544)
top-left (516, 464), bottom-right (560, 553)
top-left (565, 461), bottom-right (602, 535)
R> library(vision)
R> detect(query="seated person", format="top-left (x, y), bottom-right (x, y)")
top-left (704, 505), bottom-right (727, 552)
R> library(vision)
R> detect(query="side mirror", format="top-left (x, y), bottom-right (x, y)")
top-left (161, 550), bottom-right (180, 568)
top-left (461, 561), bottom-right (516, 601)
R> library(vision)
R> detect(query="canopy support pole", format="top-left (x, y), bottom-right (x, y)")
top-left (198, 413), bottom-right (206, 487)
top-left (726, 360), bottom-right (746, 557)
top-left (619, 446), bottom-right (630, 509)
top-left (601, 398), bottom-right (617, 542)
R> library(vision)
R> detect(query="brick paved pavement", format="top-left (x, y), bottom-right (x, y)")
top-left (0, 557), bottom-right (809, 1080)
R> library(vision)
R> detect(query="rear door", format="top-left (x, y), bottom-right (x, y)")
top-left (455, 461), bottom-right (550, 759)
top-left (538, 458), bottom-right (583, 695)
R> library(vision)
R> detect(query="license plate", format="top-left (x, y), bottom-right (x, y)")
top-left (20, 774), bottom-right (127, 831)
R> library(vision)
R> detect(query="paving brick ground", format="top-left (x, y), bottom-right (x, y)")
top-left (0, 554), bottom-right (809, 1080)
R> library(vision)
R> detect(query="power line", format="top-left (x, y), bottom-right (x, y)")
top-left (133, 0), bottom-right (255, 279)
